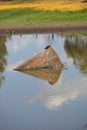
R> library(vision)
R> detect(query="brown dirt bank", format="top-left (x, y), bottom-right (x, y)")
top-left (0, 23), bottom-right (87, 35)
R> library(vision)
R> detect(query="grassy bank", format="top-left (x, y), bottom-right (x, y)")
top-left (0, 8), bottom-right (87, 24)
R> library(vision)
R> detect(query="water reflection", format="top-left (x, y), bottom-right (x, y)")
top-left (7, 34), bottom-right (87, 110)
top-left (0, 36), bottom-right (7, 87)
top-left (0, 33), bottom-right (87, 130)
top-left (25, 76), bottom-right (87, 110)
top-left (35, 33), bottom-right (54, 45)
top-left (64, 35), bottom-right (87, 74)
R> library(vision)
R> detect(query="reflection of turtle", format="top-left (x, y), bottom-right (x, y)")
top-left (14, 46), bottom-right (63, 84)
top-left (64, 36), bottom-right (87, 74)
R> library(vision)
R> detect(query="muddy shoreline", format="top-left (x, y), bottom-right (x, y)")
top-left (0, 23), bottom-right (87, 35)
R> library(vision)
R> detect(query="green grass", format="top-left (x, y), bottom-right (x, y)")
top-left (0, 8), bottom-right (87, 23)
top-left (59, 32), bottom-right (87, 36)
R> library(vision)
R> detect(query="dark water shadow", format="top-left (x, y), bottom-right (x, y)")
top-left (82, 123), bottom-right (87, 130)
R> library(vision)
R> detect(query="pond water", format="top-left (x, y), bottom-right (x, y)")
top-left (0, 33), bottom-right (87, 130)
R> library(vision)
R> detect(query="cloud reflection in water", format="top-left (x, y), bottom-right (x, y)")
top-left (25, 75), bottom-right (87, 110)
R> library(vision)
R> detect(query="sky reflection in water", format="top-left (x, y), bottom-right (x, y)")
top-left (0, 33), bottom-right (87, 130)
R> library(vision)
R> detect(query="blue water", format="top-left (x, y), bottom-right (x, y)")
top-left (0, 33), bottom-right (87, 130)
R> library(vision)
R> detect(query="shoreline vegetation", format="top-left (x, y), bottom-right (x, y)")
top-left (0, 0), bottom-right (87, 34)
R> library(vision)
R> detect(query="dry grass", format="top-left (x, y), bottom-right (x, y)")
top-left (0, 0), bottom-right (87, 11)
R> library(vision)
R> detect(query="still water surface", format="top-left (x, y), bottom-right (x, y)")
top-left (0, 33), bottom-right (87, 130)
